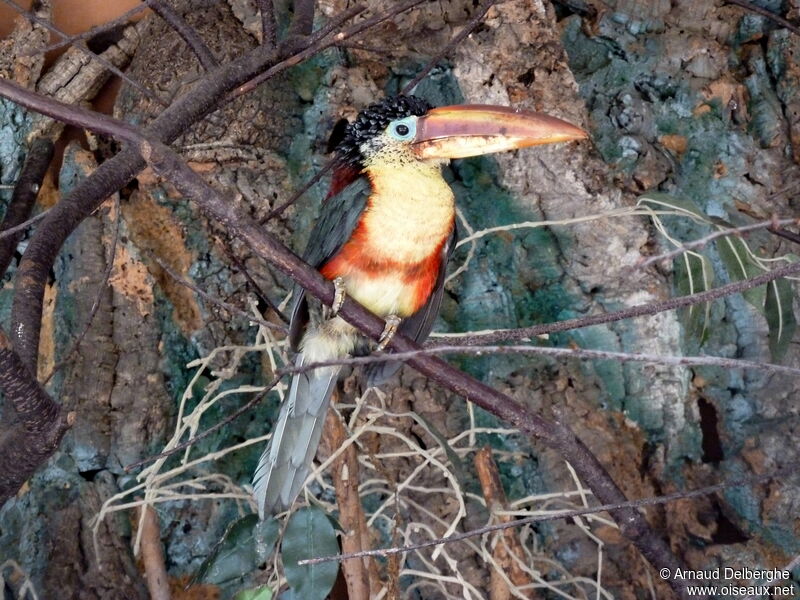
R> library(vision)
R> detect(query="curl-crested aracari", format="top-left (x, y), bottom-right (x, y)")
top-left (253, 95), bottom-right (586, 518)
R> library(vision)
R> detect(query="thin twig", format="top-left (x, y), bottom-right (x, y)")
top-left (402, 0), bottom-right (498, 94)
top-left (29, 1), bottom-right (151, 55)
top-left (258, 0), bottom-right (277, 48)
top-left (230, 4), bottom-right (367, 99)
top-left (124, 376), bottom-right (282, 471)
top-left (146, 251), bottom-right (287, 332)
top-left (725, 0), bottom-right (800, 36)
top-left (1, 0), bottom-right (168, 107)
top-left (438, 260), bottom-right (800, 347)
top-left (218, 240), bottom-right (289, 323)
top-left (638, 217), bottom-right (799, 268)
top-left (269, 343), bottom-right (800, 379)
top-left (0, 209), bottom-right (49, 241)
top-left (150, 0), bottom-right (219, 70)
top-left (768, 226), bottom-right (800, 245)
top-left (299, 466), bottom-right (798, 566)
top-left (261, 158), bottom-right (335, 222)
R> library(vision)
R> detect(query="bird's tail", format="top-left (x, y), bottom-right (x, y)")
top-left (253, 353), bottom-right (340, 519)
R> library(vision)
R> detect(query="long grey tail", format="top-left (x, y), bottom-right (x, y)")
top-left (253, 353), bottom-right (340, 519)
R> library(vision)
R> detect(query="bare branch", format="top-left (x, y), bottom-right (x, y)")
top-left (0, 211), bottom-right (48, 241)
top-left (146, 250), bottom-right (287, 333)
top-left (260, 157), bottom-right (335, 222)
top-left (124, 377), bottom-right (282, 471)
top-left (150, 0), bottom-right (219, 70)
top-left (768, 225), bottom-right (800, 245)
top-left (31, 2), bottom-right (151, 55)
top-left (230, 4), bottom-right (367, 99)
top-left (724, 0), bottom-right (800, 36)
top-left (298, 467), bottom-right (796, 566)
top-left (402, 0), bottom-right (498, 94)
top-left (0, 138), bottom-right (53, 278)
top-left (274, 344), bottom-right (800, 379)
top-left (438, 260), bottom-right (800, 347)
top-left (638, 217), bottom-right (800, 268)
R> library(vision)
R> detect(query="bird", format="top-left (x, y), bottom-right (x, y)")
top-left (253, 95), bottom-right (586, 518)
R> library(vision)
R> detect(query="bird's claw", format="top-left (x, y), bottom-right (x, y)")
top-left (376, 315), bottom-right (401, 351)
top-left (331, 277), bottom-right (346, 316)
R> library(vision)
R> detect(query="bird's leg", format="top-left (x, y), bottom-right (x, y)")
top-left (330, 276), bottom-right (347, 317)
top-left (376, 314), bottom-right (402, 351)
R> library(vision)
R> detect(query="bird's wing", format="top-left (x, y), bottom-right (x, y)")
top-left (364, 226), bottom-right (456, 386)
top-left (288, 175), bottom-right (371, 350)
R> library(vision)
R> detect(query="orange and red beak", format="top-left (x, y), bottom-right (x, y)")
top-left (412, 104), bottom-right (587, 160)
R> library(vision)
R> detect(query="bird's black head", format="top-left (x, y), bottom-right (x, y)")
top-left (336, 95), bottom-right (433, 166)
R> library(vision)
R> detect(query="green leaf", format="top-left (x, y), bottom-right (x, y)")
top-left (234, 586), bottom-right (273, 600)
top-left (716, 235), bottom-right (766, 309)
top-left (674, 251), bottom-right (714, 343)
top-left (192, 514), bottom-right (280, 585)
top-left (282, 506), bottom-right (339, 600)
top-left (765, 278), bottom-right (797, 361)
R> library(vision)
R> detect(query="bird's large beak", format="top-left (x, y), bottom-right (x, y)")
top-left (413, 105), bottom-right (587, 160)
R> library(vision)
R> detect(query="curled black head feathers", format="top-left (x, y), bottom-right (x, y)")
top-left (336, 95), bottom-right (432, 165)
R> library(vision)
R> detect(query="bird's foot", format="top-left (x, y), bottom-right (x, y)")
top-left (331, 277), bottom-right (347, 316)
top-left (376, 314), bottom-right (402, 351)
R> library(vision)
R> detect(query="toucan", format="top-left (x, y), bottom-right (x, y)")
top-left (253, 95), bottom-right (587, 518)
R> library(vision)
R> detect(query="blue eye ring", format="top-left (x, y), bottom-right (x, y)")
top-left (388, 116), bottom-right (416, 140)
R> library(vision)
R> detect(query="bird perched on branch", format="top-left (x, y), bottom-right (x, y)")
top-left (253, 95), bottom-right (586, 518)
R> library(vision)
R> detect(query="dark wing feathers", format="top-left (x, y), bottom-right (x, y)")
top-left (363, 227), bottom-right (456, 386)
top-left (288, 176), bottom-right (371, 350)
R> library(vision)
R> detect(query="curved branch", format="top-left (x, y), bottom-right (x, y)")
top-left (150, 0), bottom-right (219, 70)
top-left (0, 328), bottom-right (72, 505)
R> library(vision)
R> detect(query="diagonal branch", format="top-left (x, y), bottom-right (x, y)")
top-left (299, 466), bottom-right (795, 566)
top-left (402, 0), bottom-right (498, 94)
top-left (436, 259), bottom-right (800, 347)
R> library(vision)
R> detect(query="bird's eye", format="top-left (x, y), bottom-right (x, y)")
top-left (388, 118), bottom-right (416, 140)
